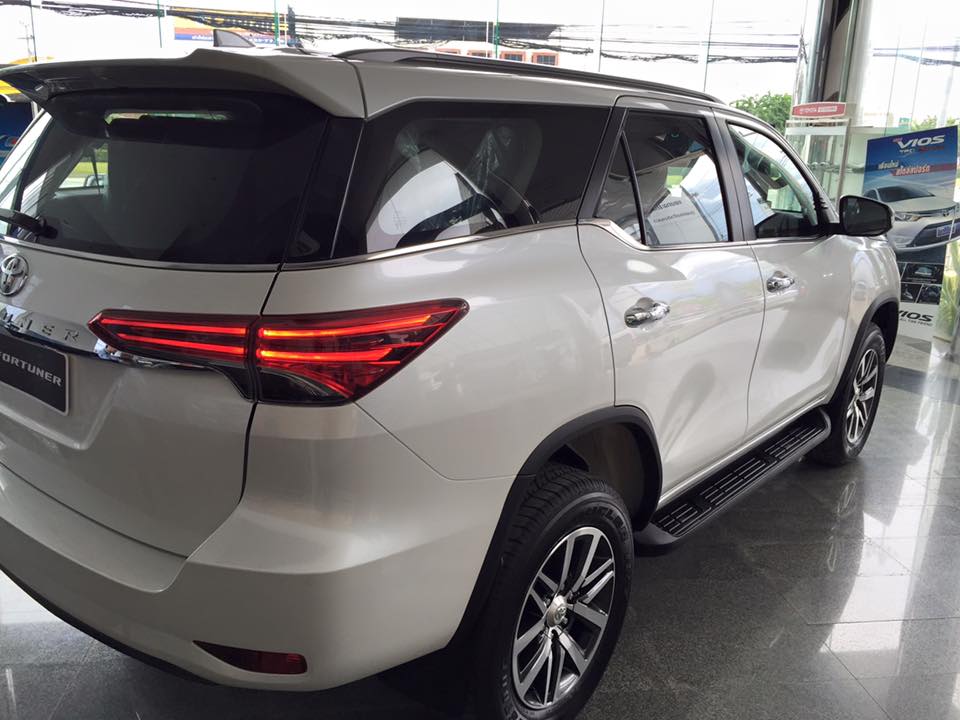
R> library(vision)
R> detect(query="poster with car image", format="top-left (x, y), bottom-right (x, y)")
top-left (0, 102), bottom-right (32, 167)
top-left (864, 125), bottom-right (959, 341)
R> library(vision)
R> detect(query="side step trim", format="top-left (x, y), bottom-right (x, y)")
top-left (634, 408), bottom-right (831, 555)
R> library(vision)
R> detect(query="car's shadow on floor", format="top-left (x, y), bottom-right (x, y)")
top-left (55, 646), bottom-right (474, 720)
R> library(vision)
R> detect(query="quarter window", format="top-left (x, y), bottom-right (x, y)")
top-left (729, 124), bottom-right (820, 239)
top-left (333, 102), bottom-right (608, 258)
top-left (596, 139), bottom-right (641, 242)
top-left (597, 112), bottom-right (730, 246)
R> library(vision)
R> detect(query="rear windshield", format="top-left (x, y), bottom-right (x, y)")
top-left (0, 91), bottom-right (327, 265)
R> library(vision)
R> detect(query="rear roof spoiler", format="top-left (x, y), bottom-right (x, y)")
top-left (0, 49), bottom-right (364, 118)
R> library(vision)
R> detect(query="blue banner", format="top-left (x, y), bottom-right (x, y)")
top-left (0, 103), bottom-right (32, 167)
top-left (864, 126), bottom-right (960, 340)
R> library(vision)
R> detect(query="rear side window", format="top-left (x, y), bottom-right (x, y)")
top-left (596, 112), bottom-right (730, 246)
top-left (1, 91), bottom-right (328, 264)
top-left (332, 102), bottom-right (608, 259)
top-left (625, 112), bottom-right (729, 246)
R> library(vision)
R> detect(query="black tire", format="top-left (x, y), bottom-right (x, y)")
top-left (809, 323), bottom-right (886, 466)
top-left (473, 463), bottom-right (633, 720)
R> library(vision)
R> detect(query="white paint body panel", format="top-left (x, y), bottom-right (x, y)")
top-left (747, 237), bottom-right (854, 433)
top-left (578, 222), bottom-right (765, 491)
top-left (265, 225), bottom-right (614, 481)
top-left (0, 239), bottom-right (273, 556)
top-left (0, 403), bottom-right (510, 689)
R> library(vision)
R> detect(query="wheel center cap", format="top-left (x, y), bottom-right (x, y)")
top-left (546, 595), bottom-right (570, 628)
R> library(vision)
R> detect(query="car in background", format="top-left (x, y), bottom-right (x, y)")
top-left (864, 183), bottom-right (960, 250)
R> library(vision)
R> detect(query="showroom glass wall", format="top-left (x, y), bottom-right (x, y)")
top-left (0, 0), bottom-right (807, 105)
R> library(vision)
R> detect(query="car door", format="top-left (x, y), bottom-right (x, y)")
top-left (716, 114), bottom-right (853, 435)
top-left (578, 99), bottom-right (765, 493)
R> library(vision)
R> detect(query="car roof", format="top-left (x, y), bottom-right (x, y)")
top-left (0, 47), bottom-right (734, 120)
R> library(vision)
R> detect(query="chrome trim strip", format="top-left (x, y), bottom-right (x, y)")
top-left (657, 397), bottom-right (828, 507)
top-left (0, 236), bottom-right (279, 273)
top-left (580, 218), bottom-right (754, 251)
top-left (279, 219), bottom-right (580, 271)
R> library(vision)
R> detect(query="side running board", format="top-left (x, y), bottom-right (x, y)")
top-left (634, 408), bottom-right (831, 555)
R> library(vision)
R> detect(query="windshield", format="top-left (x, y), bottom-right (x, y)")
top-left (0, 91), bottom-right (327, 265)
top-left (877, 185), bottom-right (933, 202)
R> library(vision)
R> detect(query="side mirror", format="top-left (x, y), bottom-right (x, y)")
top-left (838, 195), bottom-right (893, 237)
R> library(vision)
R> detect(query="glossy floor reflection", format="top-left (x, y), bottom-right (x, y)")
top-left (2, 338), bottom-right (959, 719)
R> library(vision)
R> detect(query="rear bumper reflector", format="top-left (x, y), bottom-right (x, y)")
top-left (195, 641), bottom-right (308, 675)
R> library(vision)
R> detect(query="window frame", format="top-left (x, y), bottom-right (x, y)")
top-left (585, 105), bottom-right (741, 250)
top-left (718, 116), bottom-right (833, 244)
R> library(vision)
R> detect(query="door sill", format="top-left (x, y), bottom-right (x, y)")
top-left (634, 407), bottom-right (830, 555)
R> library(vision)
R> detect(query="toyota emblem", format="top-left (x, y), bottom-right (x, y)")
top-left (0, 253), bottom-right (29, 297)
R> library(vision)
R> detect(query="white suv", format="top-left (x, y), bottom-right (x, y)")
top-left (0, 49), bottom-right (899, 719)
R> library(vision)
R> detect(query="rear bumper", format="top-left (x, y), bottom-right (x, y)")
top-left (0, 403), bottom-right (511, 690)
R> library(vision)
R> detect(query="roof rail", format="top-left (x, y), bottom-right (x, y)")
top-left (336, 48), bottom-right (722, 104)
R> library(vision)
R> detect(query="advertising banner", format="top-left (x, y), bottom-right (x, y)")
top-left (864, 126), bottom-right (960, 341)
top-left (0, 102), bottom-right (32, 167)
top-left (936, 237), bottom-right (959, 343)
top-left (174, 17), bottom-right (280, 45)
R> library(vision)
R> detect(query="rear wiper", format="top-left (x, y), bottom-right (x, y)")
top-left (0, 209), bottom-right (56, 239)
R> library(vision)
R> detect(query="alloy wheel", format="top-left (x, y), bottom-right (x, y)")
top-left (511, 527), bottom-right (616, 710)
top-left (845, 347), bottom-right (879, 446)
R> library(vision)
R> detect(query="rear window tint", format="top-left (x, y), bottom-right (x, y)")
top-left (2, 91), bottom-right (327, 265)
top-left (331, 102), bottom-right (608, 259)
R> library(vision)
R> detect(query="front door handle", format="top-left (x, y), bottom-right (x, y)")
top-left (624, 299), bottom-right (670, 327)
top-left (767, 271), bottom-right (796, 292)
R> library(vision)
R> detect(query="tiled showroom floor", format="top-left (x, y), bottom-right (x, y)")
top-left (1, 338), bottom-right (959, 720)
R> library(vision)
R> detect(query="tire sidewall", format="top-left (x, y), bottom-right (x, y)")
top-left (482, 491), bottom-right (633, 720)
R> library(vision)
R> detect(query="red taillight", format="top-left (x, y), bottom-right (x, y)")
top-left (195, 641), bottom-right (307, 675)
top-left (254, 300), bottom-right (467, 402)
top-left (88, 300), bottom-right (468, 404)
top-left (90, 312), bottom-right (251, 363)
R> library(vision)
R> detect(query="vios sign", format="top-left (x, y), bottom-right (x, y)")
top-left (895, 134), bottom-right (946, 150)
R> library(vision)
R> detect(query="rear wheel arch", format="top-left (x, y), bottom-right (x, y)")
top-left (447, 406), bottom-right (662, 648)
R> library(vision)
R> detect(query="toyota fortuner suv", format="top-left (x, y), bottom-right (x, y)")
top-left (0, 48), bottom-right (899, 720)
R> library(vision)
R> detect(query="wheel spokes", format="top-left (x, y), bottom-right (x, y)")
top-left (512, 527), bottom-right (616, 710)
top-left (569, 533), bottom-right (601, 595)
top-left (557, 631), bottom-right (589, 674)
top-left (580, 568), bottom-right (615, 605)
top-left (515, 619), bottom-right (545, 656)
top-left (573, 601), bottom-right (609, 631)
top-left (517, 634), bottom-right (552, 699)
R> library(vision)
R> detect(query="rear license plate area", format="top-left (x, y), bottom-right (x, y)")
top-left (0, 332), bottom-right (68, 413)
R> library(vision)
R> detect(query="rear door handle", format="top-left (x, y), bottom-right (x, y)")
top-left (767, 271), bottom-right (796, 292)
top-left (624, 299), bottom-right (670, 327)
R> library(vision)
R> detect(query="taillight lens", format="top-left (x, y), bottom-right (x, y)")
top-left (88, 299), bottom-right (468, 404)
top-left (255, 300), bottom-right (467, 403)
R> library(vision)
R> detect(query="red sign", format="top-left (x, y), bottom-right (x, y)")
top-left (791, 102), bottom-right (847, 118)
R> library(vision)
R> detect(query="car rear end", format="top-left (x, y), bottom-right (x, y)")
top-left (0, 51), bottom-right (514, 689)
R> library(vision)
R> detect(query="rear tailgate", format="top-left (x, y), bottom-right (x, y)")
top-left (0, 251), bottom-right (273, 556)
top-left (0, 57), bottom-right (362, 556)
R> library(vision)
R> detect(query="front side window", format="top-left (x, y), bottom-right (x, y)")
top-left (2, 91), bottom-right (327, 264)
top-left (729, 124), bottom-right (820, 239)
top-left (334, 102), bottom-right (608, 258)
top-left (597, 112), bottom-right (730, 246)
